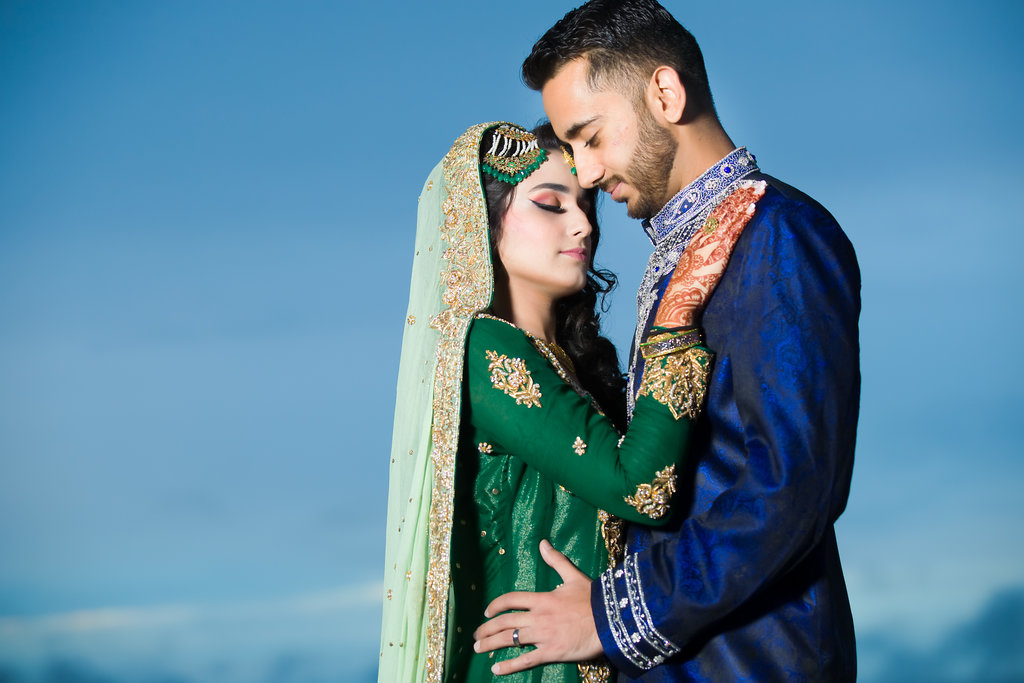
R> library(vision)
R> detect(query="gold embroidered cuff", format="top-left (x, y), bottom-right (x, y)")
top-left (639, 328), bottom-right (702, 361)
top-left (623, 464), bottom-right (677, 519)
top-left (637, 346), bottom-right (711, 420)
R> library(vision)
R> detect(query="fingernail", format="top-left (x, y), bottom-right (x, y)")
top-left (483, 610), bottom-right (490, 618)
top-left (473, 641), bottom-right (480, 652)
top-left (491, 664), bottom-right (500, 674)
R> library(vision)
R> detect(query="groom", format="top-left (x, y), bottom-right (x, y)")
top-left (474, 1), bottom-right (860, 679)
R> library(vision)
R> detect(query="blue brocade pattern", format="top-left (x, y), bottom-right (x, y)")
top-left (594, 173), bottom-right (861, 681)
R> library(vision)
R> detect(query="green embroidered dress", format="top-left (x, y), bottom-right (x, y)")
top-left (447, 315), bottom-right (702, 681)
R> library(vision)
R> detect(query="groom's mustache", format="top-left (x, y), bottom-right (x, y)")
top-left (599, 176), bottom-right (626, 194)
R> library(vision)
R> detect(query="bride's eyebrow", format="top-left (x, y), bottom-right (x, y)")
top-left (528, 182), bottom-right (571, 193)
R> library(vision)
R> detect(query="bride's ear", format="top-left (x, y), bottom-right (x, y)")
top-left (646, 66), bottom-right (687, 125)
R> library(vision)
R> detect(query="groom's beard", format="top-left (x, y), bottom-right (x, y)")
top-left (623, 109), bottom-right (678, 219)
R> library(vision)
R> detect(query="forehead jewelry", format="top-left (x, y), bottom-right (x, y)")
top-left (481, 124), bottom-right (548, 185)
top-left (560, 145), bottom-right (577, 175)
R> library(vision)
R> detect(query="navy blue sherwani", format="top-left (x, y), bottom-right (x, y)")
top-left (592, 149), bottom-right (860, 681)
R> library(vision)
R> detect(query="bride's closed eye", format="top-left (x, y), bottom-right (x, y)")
top-left (530, 199), bottom-right (566, 214)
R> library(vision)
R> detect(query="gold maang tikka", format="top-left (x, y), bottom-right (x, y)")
top-left (480, 124), bottom-right (548, 185)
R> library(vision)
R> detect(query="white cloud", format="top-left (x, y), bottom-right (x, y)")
top-left (0, 580), bottom-right (381, 638)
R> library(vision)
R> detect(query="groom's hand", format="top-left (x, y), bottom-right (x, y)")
top-left (473, 540), bottom-right (603, 675)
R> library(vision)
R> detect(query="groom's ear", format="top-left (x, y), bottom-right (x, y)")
top-left (646, 66), bottom-right (687, 125)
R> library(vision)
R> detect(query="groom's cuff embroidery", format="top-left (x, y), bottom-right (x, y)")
top-left (593, 552), bottom-right (680, 674)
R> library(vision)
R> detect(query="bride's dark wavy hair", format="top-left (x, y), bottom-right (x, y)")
top-left (481, 122), bottom-right (628, 431)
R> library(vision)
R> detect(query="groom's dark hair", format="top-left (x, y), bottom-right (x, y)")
top-left (522, 0), bottom-right (715, 114)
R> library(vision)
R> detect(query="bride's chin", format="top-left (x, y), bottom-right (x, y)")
top-left (556, 282), bottom-right (588, 300)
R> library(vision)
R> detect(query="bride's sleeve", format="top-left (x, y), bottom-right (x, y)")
top-left (465, 317), bottom-right (710, 525)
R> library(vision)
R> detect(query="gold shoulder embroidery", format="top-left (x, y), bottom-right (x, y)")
top-left (623, 464), bottom-right (677, 520)
top-left (485, 350), bottom-right (542, 408)
top-left (638, 346), bottom-right (712, 420)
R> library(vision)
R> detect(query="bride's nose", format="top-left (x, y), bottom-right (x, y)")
top-left (568, 206), bottom-right (592, 238)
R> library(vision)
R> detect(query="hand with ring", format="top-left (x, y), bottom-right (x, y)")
top-left (474, 540), bottom-right (601, 675)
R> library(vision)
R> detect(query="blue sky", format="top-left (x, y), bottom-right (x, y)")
top-left (1, 1), bottom-right (1022, 681)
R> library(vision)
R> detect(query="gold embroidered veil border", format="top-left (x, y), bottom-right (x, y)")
top-left (378, 122), bottom-right (500, 682)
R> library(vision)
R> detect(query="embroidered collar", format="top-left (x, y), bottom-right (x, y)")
top-left (642, 147), bottom-right (759, 246)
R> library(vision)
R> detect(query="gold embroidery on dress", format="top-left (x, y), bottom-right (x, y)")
top-left (598, 510), bottom-right (627, 565)
top-left (624, 464), bottom-right (677, 520)
top-left (546, 340), bottom-right (576, 375)
top-left (485, 351), bottom-right (542, 407)
top-left (477, 442), bottom-right (493, 454)
top-left (572, 436), bottom-right (587, 456)
top-left (581, 510), bottom-right (616, 683)
top-left (638, 346), bottom-right (712, 420)
top-left (475, 313), bottom-right (605, 416)
top-left (578, 660), bottom-right (613, 682)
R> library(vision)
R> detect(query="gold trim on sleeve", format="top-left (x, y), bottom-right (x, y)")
top-left (623, 464), bottom-right (678, 520)
top-left (485, 350), bottom-right (542, 407)
top-left (638, 346), bottom-right (712, 420)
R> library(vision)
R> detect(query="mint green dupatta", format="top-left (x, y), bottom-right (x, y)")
top-left (379, 123), bottom-right (499, 682)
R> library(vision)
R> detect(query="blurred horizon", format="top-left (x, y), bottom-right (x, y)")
top-left (2, 1), bottom-right (1022, 681)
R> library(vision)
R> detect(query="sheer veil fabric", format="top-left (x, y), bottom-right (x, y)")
top-left (379, 123), bottom-right (504, 682)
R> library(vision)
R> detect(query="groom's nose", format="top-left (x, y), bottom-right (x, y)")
top-left (572, 149), bottom-right (603, 189)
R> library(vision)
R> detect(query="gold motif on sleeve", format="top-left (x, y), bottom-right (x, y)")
top-left (476, 313), bottom-right (608, 417)
top-left (572, 436), bottom-right (587, 456)
top-left (623, 464), bottom-right (677, 520)
top-left (477, 442), bottom-right (493, 455)
top-left (485, 350), bottom-right (542, 407)
top-left (638, 346), bottom-right (712, 420)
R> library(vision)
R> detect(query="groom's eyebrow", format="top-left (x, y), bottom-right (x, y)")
top-left (564, 117), bottom-right (599, 141)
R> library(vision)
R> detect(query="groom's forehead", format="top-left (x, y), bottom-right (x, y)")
top-left (541, 61), bottom-right (613, 137)
top-left (543, 81), bottom-right (631, 142)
